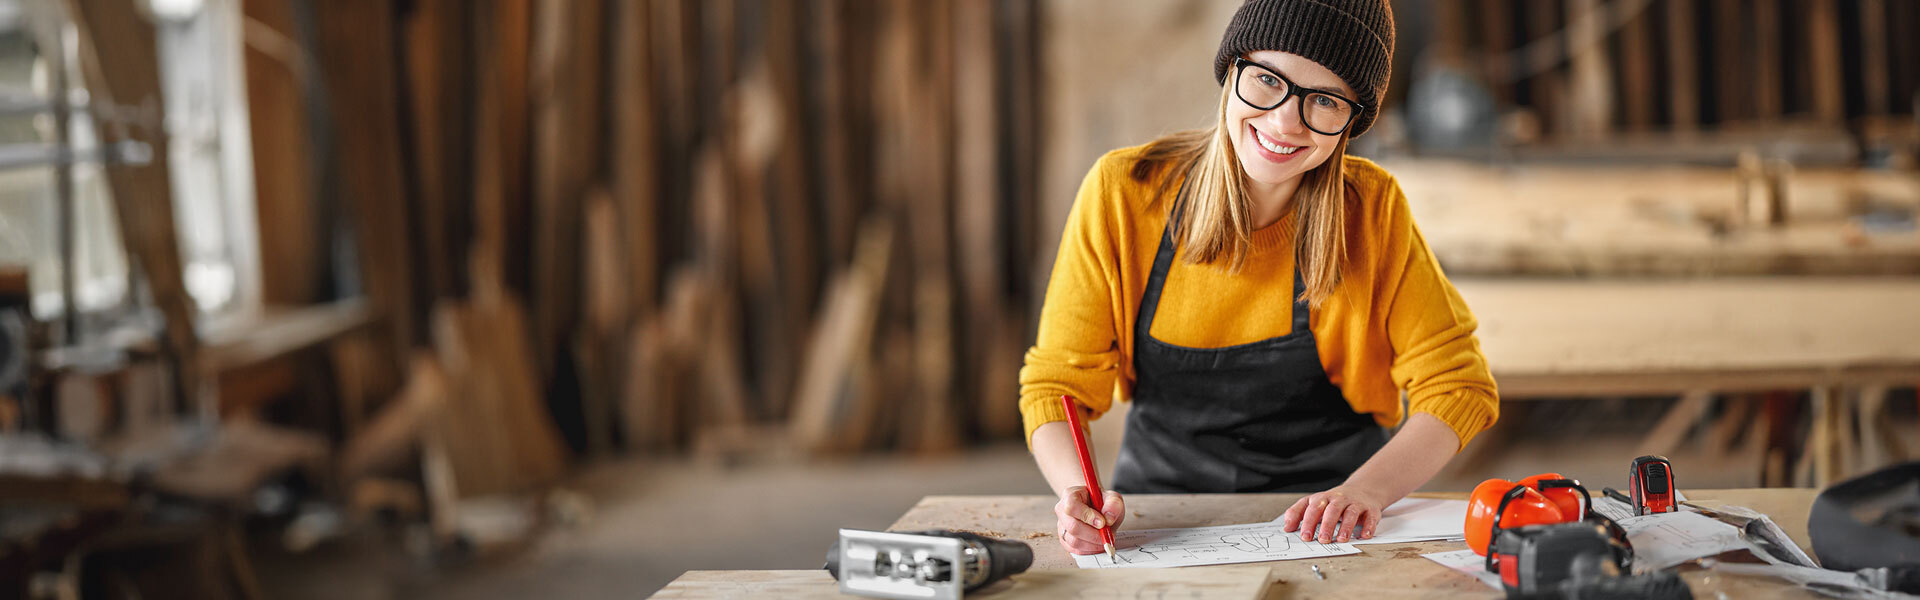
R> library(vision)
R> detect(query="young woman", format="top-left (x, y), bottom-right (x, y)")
top-left (1020, 0), bottom-right (1498, 555)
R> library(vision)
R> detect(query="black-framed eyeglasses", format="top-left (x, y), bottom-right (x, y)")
top-left (1232, 57), bottom-right (1365, 136)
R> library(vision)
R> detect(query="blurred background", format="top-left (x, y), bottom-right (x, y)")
top-left (0, 0), bottom-right (1916, 598)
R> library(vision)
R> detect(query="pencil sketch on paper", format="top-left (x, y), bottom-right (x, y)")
top-left (1074, 522), bottom-right (1360, 569)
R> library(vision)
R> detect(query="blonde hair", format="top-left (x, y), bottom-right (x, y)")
top-left (1129, 83), bottom-right (1351, 306)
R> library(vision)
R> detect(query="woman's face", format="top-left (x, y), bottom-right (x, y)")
top-left (1227, 50), bottom-right (1355, 189)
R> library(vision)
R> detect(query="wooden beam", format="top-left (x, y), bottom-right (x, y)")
top-left (1805, 0), bottom-right (1845, 124)
top-left (402, 0), bottom-right (474, 300)
top-left (312, 0), bottom-right (421, 363)
top-left (1751, 0), bottom-right (1781, 121)
top-left (1665, 0), bottom-right (1699, 131)
top-left (65, 0), bottom-right (202, 409)
top-left (1712, 0), bottom-right (1746, 125)
top-left (1616, 0), bottom-right (1656, 131)
top-left (243, 0), bottom-right (323, 305)
top-left (528, 0), bottom-right (605, 377)
top-left (1858, 0), bottom-right (1891, 117)
top-left (611, 0), bottom-right (659, 319)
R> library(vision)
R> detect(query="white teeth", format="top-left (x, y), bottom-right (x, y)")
top-left (1253, 127), bottom-right (1301, 155)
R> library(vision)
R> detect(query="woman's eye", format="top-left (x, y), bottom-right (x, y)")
top-left (1258, 74), bottom-right (1280, 88)
top-left (1313, 95), bottom-right (1337, 108)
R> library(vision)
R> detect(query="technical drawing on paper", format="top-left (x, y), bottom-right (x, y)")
top-left (1074, 522), bottom-right (1359, 569)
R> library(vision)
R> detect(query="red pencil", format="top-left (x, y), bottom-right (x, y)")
top-left (1060, 394), bottom-right (1116, 559)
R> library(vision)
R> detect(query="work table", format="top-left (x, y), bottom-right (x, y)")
top-left (655, 489), bottom-right (1827, 598)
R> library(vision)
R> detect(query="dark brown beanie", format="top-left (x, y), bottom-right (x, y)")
top-left (1212, 0), bottom-right (1395, 138)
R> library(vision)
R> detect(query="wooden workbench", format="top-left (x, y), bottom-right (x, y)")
top-left (1390, 160), bottom-right (1920, 277)
top-left (1456, 277), bottom-right (1920, 397)
top-left (654, 489), bottom-right (1829, 598)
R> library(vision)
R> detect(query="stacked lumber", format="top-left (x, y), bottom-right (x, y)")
top-left (267, 0), bottom-right (1049, 485)
top-left (1426, 0), bottom-right (1920, 153)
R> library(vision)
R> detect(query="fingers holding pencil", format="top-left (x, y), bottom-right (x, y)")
top-left (1054, 486), bottom-right (1126, 555)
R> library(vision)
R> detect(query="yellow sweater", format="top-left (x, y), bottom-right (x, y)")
top-left (1019, 145), bottom-right (1498, 450)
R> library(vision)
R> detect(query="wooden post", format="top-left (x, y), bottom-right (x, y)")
top-left (1665, 0), bottom-right (1699, 132)
top-left (243, 0), bottom-right (323, 305)
top-left (1859, 0), bottom-right (1891, 118)
top-left (311, 0), bottom-right (422, 365)
top-left (1751, 0), bottom-right (1781, 122)
top-left (1616, 0), bottom-right (1656, 131)
top-left (66, 0), bottom-right (204, 409)
top-left (403, 0), bottom-right (474, 300)
top-left (1805, 0), bottom-right (1845, 125)
top-left (1712, 0), bottom-right (1746, 125)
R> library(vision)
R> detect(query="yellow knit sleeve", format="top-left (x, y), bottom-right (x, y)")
top-left (1018, 152), bottom-right (1132, 447)
top-left (1374, 174), bottom-right (1500, 450)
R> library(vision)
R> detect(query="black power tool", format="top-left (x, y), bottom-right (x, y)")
top-left (1488, 520), bottom-right (1692, 600)
top-left (825, 529), bottom-right (1033, 599)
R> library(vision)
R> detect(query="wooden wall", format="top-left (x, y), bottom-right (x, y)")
top-left (258, 0), bottom-right (1046, 458)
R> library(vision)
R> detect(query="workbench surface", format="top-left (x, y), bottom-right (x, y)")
top-left (655, 489), bottom-right (1828, 598)
top-left (1456, 277), bottom-right (1920, 397)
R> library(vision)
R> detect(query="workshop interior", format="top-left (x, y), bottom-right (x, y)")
top-left (1, 0), bottom-right (1918, 598)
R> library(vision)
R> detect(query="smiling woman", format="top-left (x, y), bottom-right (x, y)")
top-left (1018, 0), bottom-right (1500, 559)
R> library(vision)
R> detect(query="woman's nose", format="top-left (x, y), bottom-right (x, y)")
top-left (1265, 96), bottom-right (1308, 136)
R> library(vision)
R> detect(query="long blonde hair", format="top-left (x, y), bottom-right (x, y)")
top-left (1130, 82), bottom-right (1350, 306)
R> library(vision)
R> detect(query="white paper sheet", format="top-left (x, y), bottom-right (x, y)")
top-left (1422, 549), bottom-right (1503, 589)
top-left (1349, 498), bottom-right (1468, 544)
top-left (1073, 521), bottom-right (1360, 569)
top-left (1617, 510), bottom-right (1747, 571)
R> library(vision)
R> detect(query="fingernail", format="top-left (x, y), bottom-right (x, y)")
top-left (1092, 518), bottom-right (1104, 528)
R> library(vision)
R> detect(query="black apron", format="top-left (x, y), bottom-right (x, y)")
top-left (1110, 206), bottom-right (1389, 494)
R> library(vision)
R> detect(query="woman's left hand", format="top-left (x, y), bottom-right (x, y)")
top-left (1280, 485), bottom-right (1391, 543)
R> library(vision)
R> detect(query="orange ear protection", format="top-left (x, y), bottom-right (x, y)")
top-left (1464, 474), bottom-right (1592, 556)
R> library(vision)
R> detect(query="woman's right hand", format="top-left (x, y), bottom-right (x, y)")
top-left (1053, 486), bottom-right (1126, 555)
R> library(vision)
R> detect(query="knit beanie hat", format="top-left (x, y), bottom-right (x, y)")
top-left (1212, 0), bottom-right (1395, 138)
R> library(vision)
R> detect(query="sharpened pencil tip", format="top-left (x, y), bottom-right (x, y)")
top-left (1105, 543), bottom-right (1115, 559)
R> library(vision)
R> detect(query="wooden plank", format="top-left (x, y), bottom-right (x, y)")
top-left (1456, 277), bottom-right (1920, 398)
top-left (1616, 0), bottom-right (1656, 130)
top-left (430, 293), bottom-right (569, 497)
top-left (762, 0), bottom-right (816, 419)
top-left (611, 0), bottom-right (659, 319)
top-left (1858, 0), bottom-right (1892, 117)
top-left (1526, 0), bottom-right (1565, 136)
top-left (1564, 0), bottom-right (1612, 138)
top-left (528, 0), bottom-right (605, 377)
top-left (1751, 0), bottom-right (1781, 121)
top-left (952, 0), bottom-right (1014, 438)
top-left (1665, 0), bottom-right (1699, 131)
top-left (654, 567), bottom-right (1273, 599)
top-left (338, 353), bottom-right (447, 482)
top-left (893, 0), bottom-right (959, 454)
top-left (789, 219), bottom-right (894, 453)
top-left (65, 0), bottom-right (202, 410)
top-left (727, 61), bottom-right (791, 424)
top-left (1804, 0), bottom-right (1844, 124)
top-left (808, 0), bottom-right (863, 269)
top-left (1476, 0), bottom-right (1514, 104)
top-left (242, 0), bottom-right (323, 305)
top-left (197, 299), bottom-right (372, 374)
top-left (1712, 0), bottom-right (1746, 124)
top-left (1637, 391), bottom-right (1713, 455)
top-left (311, 0), bottom-right (421, 363)
top-left (402, 0), bottom-right (473, 299)
top-left (1391, 158), bottom-right (1917, 276)
top-left (479, 0), bottom-right (533, 296)
top-left (578, 188), bottom-right (624, 455)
